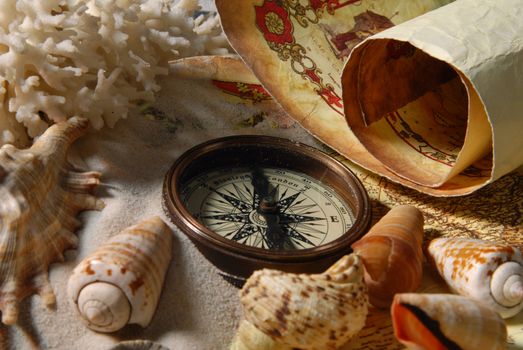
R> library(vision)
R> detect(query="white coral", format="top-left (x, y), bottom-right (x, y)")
top-left (0, 0), bottom-right (230, 145)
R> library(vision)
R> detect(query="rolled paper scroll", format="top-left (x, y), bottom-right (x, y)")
top-left (218, 0), bottom-right (523, 196)
top-left (342, 0), bottom-right (523, 193)
top-left (216, 0), bottom-right (458, 196)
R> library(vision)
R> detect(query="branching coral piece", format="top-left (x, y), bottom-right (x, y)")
top-left (0, 0), bottom-right (230, 145)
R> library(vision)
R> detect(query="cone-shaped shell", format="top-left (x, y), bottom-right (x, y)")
top-left (392, 293), bottom-right (507, 350)
top-left (427, 237), bottom-right (523, 318)
top-left (232, 254), bottom-right (368, 350)
top-left (68, 216), bottom-right (172, 332)
top-left (0, 117), bottom-right (103, 325)
top-left (351, 205), bottom-right (424, 308)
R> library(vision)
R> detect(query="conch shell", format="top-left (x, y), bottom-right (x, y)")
top-left (392, 293), bottom-right (507, 350)
top-left (351, 205), bottom-right (424, 308)
top-left (427, 237), bottom-right (523, 318)
top-left (67, 216), bottom-right (172, 333)
top-left (231, 254), bottom-right (368, 350)
top-left (0, 117), bottom-right (103, 325)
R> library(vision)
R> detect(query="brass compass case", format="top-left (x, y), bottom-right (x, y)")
top-left (163, 136), bottom-right (371, 279)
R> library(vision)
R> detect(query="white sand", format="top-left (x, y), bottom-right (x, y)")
top-left (8, 71), bottom-right (315, 350)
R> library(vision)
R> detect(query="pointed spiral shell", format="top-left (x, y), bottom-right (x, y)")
top-left (0, 117), bottom-right (103, 325)
top-left (351, 205), bottom-right (424, 308)
top-left (68, 216), bottom-right (172, 332)
top-left (427, 237), bottom-right (523, 318)
top-left (231, 254), bottom-right (368, 350)
top-left (392, 293), bottom-right (507, 350)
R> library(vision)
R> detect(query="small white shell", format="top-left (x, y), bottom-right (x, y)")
top-left (428, 237), bottom-right (523, 318)
top-left (232, 254), bottom-right (368, 349)
top-left (76, 282), bottom-right (131, 332)
top-left (68, 216), bottom-right (172, 332)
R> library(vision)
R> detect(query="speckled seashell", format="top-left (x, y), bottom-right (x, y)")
top-left (427, 237), bottom-right (523, 318)
top-left (67, 216), bottom-right (172, 333)
top-left (231, 254), bottom-right (368, 350)
top-left (351, 205), bottom-right (424, 308)
top-left (0, 117), bottom-right (103, 325)
top-left (392, 293), bottom-right (507, 350)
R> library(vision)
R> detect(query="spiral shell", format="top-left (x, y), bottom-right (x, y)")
top-left (351, 205), bottom-right (424, 308)
top-left (231, 254), bottom-right (368, 350)
top-left (427, 237), bottom-right (523, 318)
top-left (68, 216), bottom-right (172, 332)
top-left (0, 117), bottom-right (103, 325)
top-left (392, 293), bottom-right (507, 350)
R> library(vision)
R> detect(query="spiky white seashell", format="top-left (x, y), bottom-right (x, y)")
top-left (231, 254), bottom-right (368, 350)
top-left (0, 117), bottom-right (103, 325)
top-left (68, 216), bottom-right (172, 333)
top-left (428, 237), bottom-right (523, 318)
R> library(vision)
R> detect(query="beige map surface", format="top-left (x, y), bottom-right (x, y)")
top-left (216, 0), bottom-right (523, 197)
top-left (342, 0), bottom-right (523, 194)
top-left (172, 54), bottom-right (523, 349)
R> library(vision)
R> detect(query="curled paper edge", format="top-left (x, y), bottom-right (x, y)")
top-left (342, 0), bottom-right (523, 191)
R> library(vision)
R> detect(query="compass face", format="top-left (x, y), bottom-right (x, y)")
top-left (180, 167), bottom-right (355, 250)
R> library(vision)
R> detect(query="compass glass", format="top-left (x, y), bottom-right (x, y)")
top-left (180, 167), bottom-right (355, 250)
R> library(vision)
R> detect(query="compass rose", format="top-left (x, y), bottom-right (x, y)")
top-left (184, 167), bottom-right (351, 250)
top-left (163, 135), bottom-right (371, 280)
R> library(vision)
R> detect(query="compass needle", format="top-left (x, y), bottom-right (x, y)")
top-left (185, 165), bottom-right (358, 249)
top-left (164, 136), bottom-right (370, 280)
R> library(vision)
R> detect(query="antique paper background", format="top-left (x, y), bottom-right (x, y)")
top-left (343, 0), bottom-right (523, 193)
top-left (216, 0), bottom-right (523, 196)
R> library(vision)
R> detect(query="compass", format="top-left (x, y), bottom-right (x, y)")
top-left (163, 136), bottom-right (371, 282)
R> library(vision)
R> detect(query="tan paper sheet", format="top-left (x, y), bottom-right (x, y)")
top-left (216, 0), bottom-right (523, 196)
top-left (342, 0), bottom-right (523, 192)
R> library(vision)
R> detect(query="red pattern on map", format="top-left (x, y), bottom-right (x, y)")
top-left (386, 111), bottom-right (456, 167)
top-left (255, 1), bottom-right (294, 44)
top-left (254, 0), bottom-right (344, 115)
top-left (310, 0), bottom-right (362, 12)
top-left (212, 80), bottom-right (273, 103)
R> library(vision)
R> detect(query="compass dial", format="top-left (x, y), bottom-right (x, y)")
top-left (181, 167), bottom-right (355, 250)
top-left (163, 135), bottom-right (371, 280)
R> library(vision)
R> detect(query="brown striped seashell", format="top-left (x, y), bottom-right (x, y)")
top-left (351, 205), bottom-right (424, 308)
top-left (392, 293), bottom-right (507, 350)
top-left (0, 117), bottom-right (103, 325)
top-left (67, 216), bottom-right (172, 333)
top-left (230, 254), bottom-right (368, 350)
top-left (427, 237), bottom-right (523, 319)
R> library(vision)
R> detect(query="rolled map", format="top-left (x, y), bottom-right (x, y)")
top-left (342, 0), bottom-right (523, 194)
top-left (217, 0), bottom-right (523, 196)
